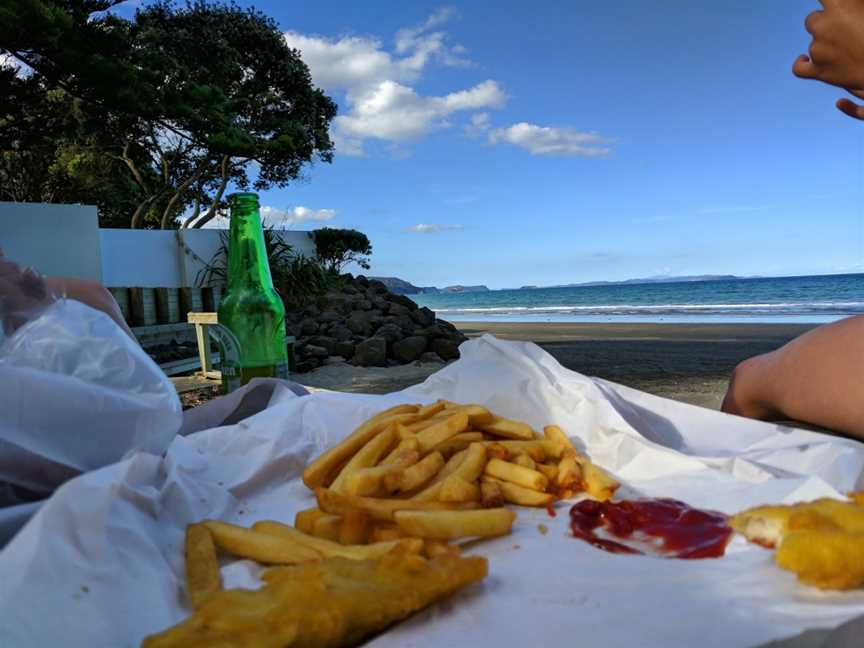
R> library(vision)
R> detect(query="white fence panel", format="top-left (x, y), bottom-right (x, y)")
top-left (0, 202), bottom-right (102, 281)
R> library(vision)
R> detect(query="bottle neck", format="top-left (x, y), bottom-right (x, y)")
top-left (226, 209), bottom-right (274, 290)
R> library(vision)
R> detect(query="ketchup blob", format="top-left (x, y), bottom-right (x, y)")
top-left (569, 498), bottom-right (732, 559)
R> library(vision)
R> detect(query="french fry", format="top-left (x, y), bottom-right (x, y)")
top-left (294, 507), bottom-right (326, 535)
top-left (483, 476), bottom-right (554, 507)
top-left (423, 539), bottom-right (462, 558)
top-left (485, 442), bottom-right (510, 461)
top-left (329, 425), bottom-right (398, 493)
top-left (452, 443), bottom-right (488, 482)
top-left (343, 450), bottom-right (420, 496)
top-left (512, 453), bottom-right (536, 470)
top-left (480, 440), bottom-right (558, 460)
top-left (484, 458), bottom-right (548, 492)
top-left (439, 475), bottom-right (480, 503)
top-left (369, 523), bottom-right (409, 542)
top-left (252, 520), bottom-right (421, 559)
top-left (315, 487), bottom-right (478, 522)
top-left (415, 413), bottom-right (470, 453)
top-left (480, 416), bottom-right (536, 440)
top-left (480, 480), bottom-right (504, 507)
top-left (446, 404), bottom-right (495, 427)
top-left (384, 451), bottom-right (445, 493)
top-left (396, 423), bottom-right (415, 441)
top-left (394, 508), bottom-right (516, 540)
top-left (535, 463), bottom-right (558, 482)
top-left (580, 460), bottom-right (619, 502)
top-left (543, 424), bottom-right (576, 455)
top-left (311, 513), bottom-right (342, 542)
top-left (556, 450), bottom-right (582, 490)
top-left (204, 520), bottom-right (322, 564)
top-left (410, 448), bottom-right (469, 501)
top-left (302, 410), bottom-right (419, 488)
top-left (380, 436), bottom-right (420, 465)
top-left (339, 510), bottom-right (370, 545)
top-left (417, 400), bottom-right (447, 418)
top-left (185, 524), bottom-right (221, 609)
top-left (432, 431), bottom-right (485, 457)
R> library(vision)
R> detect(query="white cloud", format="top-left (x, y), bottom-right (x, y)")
top-left (488, 122), bottom-right (613, 157)
top-left (405, 223), bottom-right (464, 233)
top-left (464, 112), bottom-right (491, 138)
top-left (284, 9), bottom-right (504, 155)
top-left (335, 79), bottom-right (505, 142)
top-left (200, 206), bottom-right (336, 229)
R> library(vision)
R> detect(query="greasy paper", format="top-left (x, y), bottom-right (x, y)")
top-left (1, 335), bottom-right (863, 648)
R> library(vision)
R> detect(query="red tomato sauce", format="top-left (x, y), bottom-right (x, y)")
top-left (569, 498), bottom-right (732, 559)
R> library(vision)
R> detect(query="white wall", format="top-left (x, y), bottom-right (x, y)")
top-left (0, 202), bottom-right (102, 281)
top-left (100, 227), bottom-right (316, 287)
top-left (0, 202), bottom-right (317, 288)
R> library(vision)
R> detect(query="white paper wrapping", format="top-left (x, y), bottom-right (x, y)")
top-left (1, 335), bottom-right (863, 648)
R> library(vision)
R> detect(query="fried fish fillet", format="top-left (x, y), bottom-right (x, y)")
top-left (728, 498), bottom-right (864, 548)
top-left (776, 529), bottom-right (864, 590)
top-left (142, 552), bottom-right (488, 648)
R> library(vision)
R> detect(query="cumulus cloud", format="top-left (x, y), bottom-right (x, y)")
top-left (488, 122), bottom-right (613, 157)
top-left (405, 223), bottom-right (464, 233)
top-left (336, 79), bottom-right (505, 142)
top-left (464, 112), bottom-right (491, 138)
top-left (200, 206), bottom-right (336, 229)
top-left (284, 9), bottom-right (505, 155)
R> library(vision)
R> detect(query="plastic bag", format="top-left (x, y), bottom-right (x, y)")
top-left (0, 298), bottom-right (182, 497)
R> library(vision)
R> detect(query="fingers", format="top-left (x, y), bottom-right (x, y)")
top-left (836, 98), bottom-right (864, 120)
top-left (793, 54), bottom-right (820, 80)
top-left (804, 9), bottom-right (824, 35)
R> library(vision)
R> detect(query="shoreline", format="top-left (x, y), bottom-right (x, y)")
top-left (456, 321), bottom-right (815, 410)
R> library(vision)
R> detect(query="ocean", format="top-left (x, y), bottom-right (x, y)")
top-left (412, 274), bottom-right (864, 324)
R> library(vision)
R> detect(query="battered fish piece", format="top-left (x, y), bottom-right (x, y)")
top-left (729, 498), bottom-right (864, 548)
top-left (142, 552), bottom-right (488, 648)
top-left (776, 530), bottom-right (864, 590)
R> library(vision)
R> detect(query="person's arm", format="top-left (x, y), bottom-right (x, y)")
top-left (721, 315), bottom-right (864, 440)
top-left (793, 0), bottom-right (864, 120)
top-left (0, 251), bottom-right (135, 340)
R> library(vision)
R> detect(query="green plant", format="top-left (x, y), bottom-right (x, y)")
top-left (197, 229), bottom-right (336, 310)
top-left (312, 228), bottom-right (372, 274)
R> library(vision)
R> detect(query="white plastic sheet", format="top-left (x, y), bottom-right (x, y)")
top-left (1, 335), bottom-right (863, 647)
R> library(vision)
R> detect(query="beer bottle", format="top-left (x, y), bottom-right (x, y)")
top-left (217, 192), bottom-right (288, 392)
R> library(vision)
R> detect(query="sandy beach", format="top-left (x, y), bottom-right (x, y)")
top-left (299, 321), bottom-right (816, 411)
top-left (457, 321), bottom-right (815, 409)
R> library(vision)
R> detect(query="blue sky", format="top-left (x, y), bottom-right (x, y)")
top-left (141, 1), bottom-right (864, 288)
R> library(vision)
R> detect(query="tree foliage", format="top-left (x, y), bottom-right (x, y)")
top-left (312, 228), bottom-right (373, 274)
top-left (0, 0), bottom-right (336, 228)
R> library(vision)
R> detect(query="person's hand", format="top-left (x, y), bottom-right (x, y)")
top-left (793, 0), bottom-right (864, 119)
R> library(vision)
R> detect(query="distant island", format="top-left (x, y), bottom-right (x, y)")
top-left (548, 274), bottom-right (755, 288)
top-left (372, 274), bottom-right (758, 295)
top-left (369, 277), bottom-right (489, 295)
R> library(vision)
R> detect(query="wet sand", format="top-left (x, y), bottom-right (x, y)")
top-left (457, 322), bottom-right (815, 410)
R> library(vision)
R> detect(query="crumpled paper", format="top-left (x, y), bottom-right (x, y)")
top-left (1, 335), bottom-right (863, 648)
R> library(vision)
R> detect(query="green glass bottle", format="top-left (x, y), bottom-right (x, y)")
top-left (217, 192), bottom-right (288, 392)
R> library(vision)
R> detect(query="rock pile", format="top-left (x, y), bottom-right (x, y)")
top-left (286, 276), bottom-right (467, 373)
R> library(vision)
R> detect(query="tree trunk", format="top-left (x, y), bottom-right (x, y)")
top-left (191, 155), bottom-right (230, 229)
top-left (159, 170), bottom-right (201, 229)
top-left (130, 194), bottom-right (160, 229)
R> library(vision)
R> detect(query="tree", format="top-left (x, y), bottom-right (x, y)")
top-left (0, 0), bottom-right (337, 228)
top-left (312, 228), bottom-right (373, 274)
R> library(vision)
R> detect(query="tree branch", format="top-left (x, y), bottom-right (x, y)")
top-left (190, 155), bottom-right (230, 229)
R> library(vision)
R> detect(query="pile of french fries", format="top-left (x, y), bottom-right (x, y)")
top-left (175, 401), bottom-right (619, 609)
top-left (297, 400), bottom-right (620, 550)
